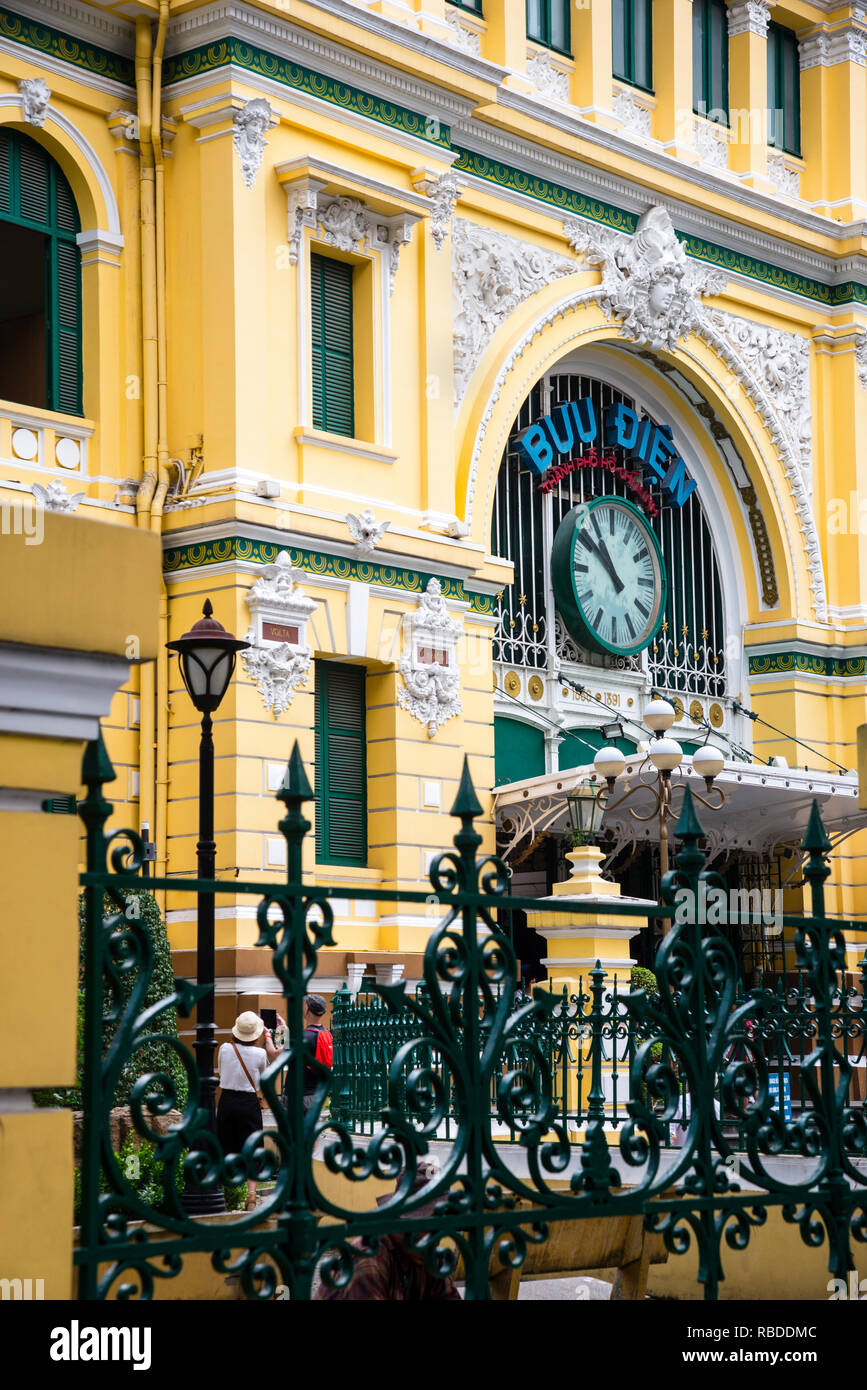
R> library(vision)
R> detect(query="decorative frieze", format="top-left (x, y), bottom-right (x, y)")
top-left (282, 177), bottom-right (419, 293)
top-left (397, 579), bottom-right (463, 737)
top-left (19, 77), bottom-right (50, 127)
top-left (856, 331), bottom-right (867, 390)
top-left (452, 217), bottom-right (575, 404)
top-left (563, 204), bottom-right (727, 354)
top-left (241, 552), bottom-right (317, 716)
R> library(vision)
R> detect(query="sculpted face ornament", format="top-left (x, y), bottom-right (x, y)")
top-left (565, 204), bottom-right (727, 354)
top-left (232, 98), bottom-right (274, 189)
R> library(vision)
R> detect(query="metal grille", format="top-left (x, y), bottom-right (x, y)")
top-left (491, 373), bottom-right (728, 698)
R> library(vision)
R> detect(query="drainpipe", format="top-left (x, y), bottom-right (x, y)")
top-left (136, 16), bottom-right (157, 871)
top-left (150, 0), bottom-right (171, 897)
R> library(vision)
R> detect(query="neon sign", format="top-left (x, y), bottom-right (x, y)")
top-left (515, 398), bottom-right (696, 507)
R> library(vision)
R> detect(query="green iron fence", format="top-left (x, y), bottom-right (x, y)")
top-left (330, 974), bottom-right (867, 1146)
top-left (75, 732), bottom-right (867, 1300)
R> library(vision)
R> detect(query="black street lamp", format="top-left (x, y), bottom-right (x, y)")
top-left (167, 599), bottom-right (249, 1215)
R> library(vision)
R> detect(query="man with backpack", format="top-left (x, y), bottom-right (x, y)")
top-left (300, 993), bottom-right (332, 1112)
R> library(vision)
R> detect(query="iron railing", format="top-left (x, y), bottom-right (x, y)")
top-left (331, 975), bottom-right (866, 1147)
top-left (75, 732), bottom-right (867, 1300)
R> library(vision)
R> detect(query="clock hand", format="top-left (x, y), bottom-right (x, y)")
top-left (584, 529), bottom-right (625, 595)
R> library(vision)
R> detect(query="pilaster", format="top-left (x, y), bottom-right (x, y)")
top-left (653, 0), bottom-right (699, 160)
top-left (571, 0), bottom-right (616, 124)
top-left (726, 0), bottom-right (774, 192)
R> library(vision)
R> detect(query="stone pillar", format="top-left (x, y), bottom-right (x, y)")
top-left (653, 0), bottom-right (699, 159)
top-left (483, 0), bottom-right (533, 90)
top-left (526, 844), bottom-right (652, 1131)
top-left (799, 26), bottom-right (867, 220)
top-left (726, 0), bottom-right (774, 191)
top-left (571, 0), bottom-right (616, 123)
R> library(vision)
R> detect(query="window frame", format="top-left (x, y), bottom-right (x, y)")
top-left (612, 0), bottom-right (654, 93)
top-left (767, 21), bottom-right (801, 157)
top-left (448, 0), bottom-right (483, 13)
top-left (526, 0), bottom-right (572, 56)
top-left (692, 0), bottom-right (729, 124)
top-left (0, 128), bottom-right (82, 416)
top-left (314, 659), bottom-right (368, 869)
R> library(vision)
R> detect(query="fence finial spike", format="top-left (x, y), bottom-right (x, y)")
top-left (802, 799), bottom-right (831, 855)
top-left (674, 783), bottom-right (703, 841)
top-left (450, 755), bottom-right (483, 820)
top-left (81, 726), bottom-right (116, 787)
top-left (277, 741), bottom-right (313, 804)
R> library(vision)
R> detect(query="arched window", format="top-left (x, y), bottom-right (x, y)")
top-left (491, 372), bottom-right (728, 700)
top-left (0, 128), bottom-right (82, 415)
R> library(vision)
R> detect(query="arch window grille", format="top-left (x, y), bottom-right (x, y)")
top-left (490, 373), bottom-right (728, 700)
top-left (0, 128), bottom-right (82, 415)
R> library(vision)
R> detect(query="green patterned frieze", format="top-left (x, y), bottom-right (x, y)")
top-left (162, 536), bottom-right (495, 615)
top-left (749, 651), bottom-right (867, 679)
top-left (0, 9), bottom-right (134, 86)
top-left (163, 39), bottom-right (451, 150)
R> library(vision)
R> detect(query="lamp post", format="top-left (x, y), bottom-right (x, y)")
top-left (565, 777), bottom-right (606, 847)
top-left (166, 599), bottom-right (249, 1213)
top-left (592, 698), bottom-right (726, 930)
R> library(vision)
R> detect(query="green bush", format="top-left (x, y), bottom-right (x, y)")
top-left (630, 965), bottom-right (659, 997)
top-left (36, 888), bottom-right (188, 1113)
top-left (72, 1132), bottom-right (248, 1223)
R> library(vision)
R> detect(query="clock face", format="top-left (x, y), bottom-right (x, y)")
top-left (551, 497), bottom-right (667, 657)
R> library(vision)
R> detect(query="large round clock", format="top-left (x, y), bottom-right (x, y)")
top-left (551, 496), bottom-right (667, 657)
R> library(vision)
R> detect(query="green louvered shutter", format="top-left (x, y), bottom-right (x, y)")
top-left (310, 253), bottom-right (354, 437)
top-left (0, 129), bottom-right (82, 415)
top-left (314, 661), bottom-right (367, 866)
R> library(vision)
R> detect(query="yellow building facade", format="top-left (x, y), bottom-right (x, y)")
top-left (2, 0), bottom-right (867, 1056)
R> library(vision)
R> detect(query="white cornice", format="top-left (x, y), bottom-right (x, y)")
top-left (0, 645), bottom-right (130, 740)
top-left (165, 1), bottom-right (483, 128)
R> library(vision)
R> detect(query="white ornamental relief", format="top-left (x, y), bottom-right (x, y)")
top-left (612, 87), bottom-right (652, 139)
top-left (19, 77), bottom-right (50, 128)
top-left (397, 579), bottom-right (462, 738)
top-left (526, 49), bottom-right (570, 104)
top-left (241, 552), bottom-right (317, 717)
top-left (346, 508), bottom-right (389, 555)
top-left (317, 196), bottom-right (370, 254)
top-left (443, 7), bottom-right (481, 55)
top-left (452, 218), bottom-right (576, 405)
top-left (563, 204), bottom-right (727, 353)
top-left (693, 119), bottom-right (729, 171)
top-left (856, 332), bottom-right (867, 391)
top-left (766, 151), bottom-right (802, 200)
top-left (704, 309), bottom-right (812, 489)
top-left (415, 172), bottom-right (461, 253)
top-left (32, 480), bottom-right (84, 512)
top-left (233, 98), bottom-right (274, 189)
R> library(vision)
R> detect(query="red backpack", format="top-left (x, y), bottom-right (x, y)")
top-left (314, 1026), bottom-right (333, 1069)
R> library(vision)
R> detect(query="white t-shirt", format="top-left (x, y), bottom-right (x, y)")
top-left (218, 1041), bottom-right (267, 1093)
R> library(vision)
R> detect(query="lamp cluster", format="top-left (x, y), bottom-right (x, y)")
top-left (593, 697), bottom-right (725, 792)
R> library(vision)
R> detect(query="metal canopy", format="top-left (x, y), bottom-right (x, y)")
top-left (493, 757), bottom-right (867, 862)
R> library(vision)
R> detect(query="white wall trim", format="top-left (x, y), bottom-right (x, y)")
top-left (0, 646), bottom-right (130, 741)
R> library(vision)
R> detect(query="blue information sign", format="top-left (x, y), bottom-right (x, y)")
top-left (768, 1072), bottom-right (792, 1122)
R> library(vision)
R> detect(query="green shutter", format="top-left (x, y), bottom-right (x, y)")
top-left (693, 0), bottom-right (728, 121)
top-left (0, 129), bottom-right (82, 415)
top-left (311, 253), bottom-right (354, 438)
top-left (314, 661), bottom-right (367, 866)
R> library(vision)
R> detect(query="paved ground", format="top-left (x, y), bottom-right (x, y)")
top-left (456, 1275), bottom-right (614, 1301)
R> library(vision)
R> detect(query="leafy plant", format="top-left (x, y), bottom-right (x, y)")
top-left (36, 888), bottom-right (188, 1113)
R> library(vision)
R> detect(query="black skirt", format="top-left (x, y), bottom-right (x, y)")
top-left (216, 1088), bottom-right (262, 1153)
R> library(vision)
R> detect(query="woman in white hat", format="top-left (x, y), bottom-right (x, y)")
top-left (217, 1010), bottom-right (284, 1210)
